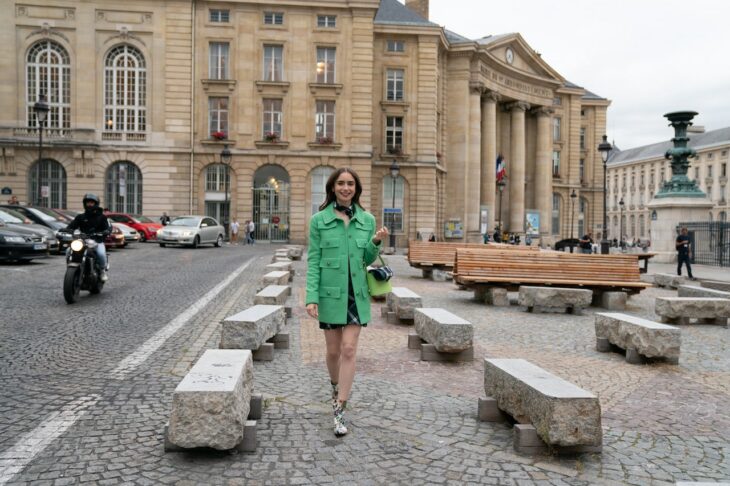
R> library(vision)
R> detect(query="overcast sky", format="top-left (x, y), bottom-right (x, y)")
top-left (428, 0), bottom-right (730, 151)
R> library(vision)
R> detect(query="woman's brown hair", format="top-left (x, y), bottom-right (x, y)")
top-left (318, 167), bottom-right (365, 212)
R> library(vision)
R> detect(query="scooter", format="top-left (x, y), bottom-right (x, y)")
top-left (62, 230), bottom-right (107, 304)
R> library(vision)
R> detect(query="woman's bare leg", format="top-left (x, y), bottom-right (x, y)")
top-left (323, 328), bottom-right (343, 385)
top-left (337, 324), bottom-right (362, 402)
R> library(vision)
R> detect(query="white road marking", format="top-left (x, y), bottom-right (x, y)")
top-left (0, 395), bottom-right (101, 485)
top-left (109, 257), bottom-right (254, 379)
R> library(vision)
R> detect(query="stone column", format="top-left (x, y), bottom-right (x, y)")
top-left (466, 82), bottom-right (483, 242)
top-left (508, 101), bottom-right (530, 234)
top-left (533, 107), bottom-right (553, 238)
top-left (481, 91), bottom-right (500, 233)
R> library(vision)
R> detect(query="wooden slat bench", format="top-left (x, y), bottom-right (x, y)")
top-left (454, 248), bottom-right (651, 295)
top-left (408, 240), bottom-right (537, 278)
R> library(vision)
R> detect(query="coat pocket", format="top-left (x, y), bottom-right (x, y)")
top-left (320, 286), bottom-right (341, 299)
top-left (356, 239), bottom-right (368, 248)
top-left (319, 257), bottom-right (341, 268)
top-left (321, 238), bottom-right (340, 249)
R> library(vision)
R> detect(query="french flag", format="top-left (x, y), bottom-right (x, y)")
top-left (496, 154), bottom-right (506, 182)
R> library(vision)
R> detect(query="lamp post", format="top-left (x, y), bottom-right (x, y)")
top-left (598, 134), bottom-right (613, 254)
top-left (496, 179), bottom-right (506, 236)
top-left (33, 94), bottom-right (49, 205)
top-left (569, 189), bottom-right (577, 253)
top-left (619, 197), bottom-right (625, 251)
top-left (220, 145), bottom-right (232, 238)
top-left (389, 159), bottom-right (400, 251)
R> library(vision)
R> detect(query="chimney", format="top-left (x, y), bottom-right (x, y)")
top-left (405, 0), bottom-right (429, 20)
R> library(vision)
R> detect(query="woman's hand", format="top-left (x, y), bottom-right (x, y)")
top-left (373, 226), bottom-right (389, 244)
top-left (306, 303), bottom-right (319, 319)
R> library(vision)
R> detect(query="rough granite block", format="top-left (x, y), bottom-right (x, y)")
top-left (595, 312), bottom-right (681, 361)
top-left (386, 287), bottom-right (423, 320)
top-left (254, 285), bottom-right (290, 306)
top-left (518, 286), bottom-right (592, 313)
top-left (601, 291), bottom-right (627, 310)
top-left (263, 271), bottom-right (289, 286)
top-left (655, 297), bottom-right (730, 324)
top-left (221, 305), bottom-right (286, 350)
top-left (414, 308), bottom-right (473, 353)
top-left (654, 273), bottom-right (688, 289)
top-left (678, 285), bottom-right (730, 299)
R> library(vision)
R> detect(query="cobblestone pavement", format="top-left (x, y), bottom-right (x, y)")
top-left (1, 246), bottom-right (728, 485)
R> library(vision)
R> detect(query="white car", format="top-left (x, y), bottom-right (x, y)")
top-left (156, 216), bottom-right (225, 248)
top-left (112, 222), bottom-right (140, 245)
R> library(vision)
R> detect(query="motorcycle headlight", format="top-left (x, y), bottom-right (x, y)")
top-left (70, 239), bottom-right (84, 252)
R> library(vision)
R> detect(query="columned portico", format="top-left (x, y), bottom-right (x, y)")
top-left (508, 101), bottom-right (529, 234)
top-left (481, 91), bottom-right (500, 233)
top-left (467, 82), bottom-right (483, 242)
top-left (534, 106), bottom-right (553, 238)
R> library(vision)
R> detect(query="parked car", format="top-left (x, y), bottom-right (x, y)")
top-left (112, 222), bottom-right (140, 245)
top-left (0, 222), bottom-right (48, 262)
top-left (105, 212), bottom-right (162, 242)
top-left (0, 208), bottom-right (59, 252)
top-left (157, 216), bottom-right (224, 248)
top-left (51, 208), bottom-right (79, 221)
top-left (104, 221), bottom-right (126, 249)
top-left (0, 204), bottom-right (71, 251)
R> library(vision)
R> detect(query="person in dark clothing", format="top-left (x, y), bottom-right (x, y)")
top-left (493, 227), bottom-right (502, 243)
top-left (65, 193), bottom-right (112, 281)
top-left (579, 232), bottom-right (594, 254)
top-left (676, 227), bottom-right (695, 280)
top-left (160, 212), bottom-right (171, 226)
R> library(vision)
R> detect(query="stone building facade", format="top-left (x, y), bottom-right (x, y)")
top-left (606, 126), bottom-right (730, 243)
top-left (0, 0), bottom-right (609, 245)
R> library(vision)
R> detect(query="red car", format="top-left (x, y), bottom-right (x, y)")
top-left (105, 212), bottom-right (162, 242)
top-left (105, 222), bottom-right (126, 249)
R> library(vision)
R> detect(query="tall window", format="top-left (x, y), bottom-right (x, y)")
top-left (579, 127), bottom-right (586, 150)
top-left (29, 159), bottom-right (66, 208)
top-left (578, 198), bottom-right (587, 237)
top-left (206, 164), bottom-right (230, 192)
top-left (105, 161), bottom-right (142, 214)
top-left (27, 40), bottom-right (71, 129)
top-left (386, 116), bottom-right (403, 153)
top-left (315, 100), bottom-right (335, 141)
top-left (209, 42), bottom-right (230, 79)
top-left (639, 214), bottom-right (645, 237)
top-left (317, 15), bottom-right (336, 28)
top-left (386, 69), bottom-right (404, 101)
top-left (208, 97), bottom-right (228, 135)
top-left (209, 9), bottom-right (229, 22)
top-left (552, 151), bottom-right (561, 177)
top-left (263, 98), bottom-right (282, 138)
top-left (315, 47), bottom-right (336, 83)
top-left (552, 194), bottom-right (561, 235)
top-left (579, 158), bottom-right (585, 182)
top-left (263, 45), bottom-right (283, 81)
top-left (630, 215), bottom-right (636, 238)
top-left (552, 117), bottom-right (561, 142)
top-left (382, 175), bottom-right (405, 233)
top-left (104, 45), bottom-right (146, 133)
top-left (263, 12), bottom-right (284, 25)
top-left (310, 166), bottom-right (334, 216)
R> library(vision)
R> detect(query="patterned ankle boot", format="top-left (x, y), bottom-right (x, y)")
top-left (330, 382), bottom-right (339, 411)
top-left (333, 400), bottom-right (348, 437)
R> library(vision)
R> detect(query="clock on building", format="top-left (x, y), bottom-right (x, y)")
top-left (505, 47), bottom-right (514, 65)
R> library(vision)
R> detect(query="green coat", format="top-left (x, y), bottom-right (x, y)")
top-left (305, 203), bottom-right (381, 324)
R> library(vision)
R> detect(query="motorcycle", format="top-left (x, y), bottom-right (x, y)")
top-left (62, 230), bottom-right (108, 304)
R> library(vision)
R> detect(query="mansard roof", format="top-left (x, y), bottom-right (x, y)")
top-left (375, 0), bottom-right (439, 27)
top-left (609, 126), bottom-right (730, 165)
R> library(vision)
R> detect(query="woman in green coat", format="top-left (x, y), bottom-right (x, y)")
top-left (305, 167), bottom-right (388, 437)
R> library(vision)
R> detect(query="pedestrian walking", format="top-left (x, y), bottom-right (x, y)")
top-left (230, 219), bottom-right (239, 245)
top-left (305, 167), bottom-right (388, 437)
top-left (579, 232), bottom-right (594, 254)
top-left (7, 195), bottom-right (19, 205)
top-left (492, 226), bottom-right (501, 243)
top-left (160, 212), bottom-right (171, 226)
top-left (248, 220), bottom-right (255, 244)
top-left (676, 227), bottom-right (696, 280)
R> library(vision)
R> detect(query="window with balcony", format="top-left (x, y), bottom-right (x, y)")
top-left (263, 45), bottom-right (283, 81)
top-left (315, 47), bottom-right (336, 84)
top-left (208, 97), bottom-right (228, 136)
top-left (386, 116), bottom-right (404, 154)
top-left (27, 40), bottom-right (71, 129)
top-left (262, 98), bottom-right (282, 139)
top-left (386, 69), bottom-right (404, 101)
top-left (382, 175), bottom-right (405, 232)
top-left (263, 12), bottom-right (284, 25)
top-left (104, 44), bottom-right (146, 138)
top-left (209, 42), bottom-right (230, 80)
top-left (317, 15), bottom-right (336, 28)
top-left (315, 100), bottom-right (335, 141)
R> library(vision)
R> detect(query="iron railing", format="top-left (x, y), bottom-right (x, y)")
top-left (678, 222), bottom-right (730, 267)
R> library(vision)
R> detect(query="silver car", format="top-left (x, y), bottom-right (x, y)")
top-left (112, 222), bottom-right (140, 245)
top-left (0, 207), bottom-right (59, 252)
top-left (156, 216), bottom-right (224, 248)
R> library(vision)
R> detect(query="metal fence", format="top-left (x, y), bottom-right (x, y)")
top-left (679, 222), bottom-right (730, 267)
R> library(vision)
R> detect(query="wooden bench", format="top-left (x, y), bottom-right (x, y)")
top-left (454, 248), bottom-right (651, 296)
top-left (655, 297), bottom-right (730, 327)
top-left (636, 252), bottom-right (656, 273)
top-left (408, 240), bottom-right (536, 278)
top-left (165, 349), bottom-right (262, 452)
top-left (478, 358), bottom-right (602, 454)
top-left (595, 312), bottom-right (681, 364)
top-left (408, 308), bottom-right (473, 362)
top-left (383, 287), bottom-right (422, 324)
top-left (221, 305), bottom-right (288, 360)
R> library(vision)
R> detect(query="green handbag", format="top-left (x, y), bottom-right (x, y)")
top-left (366, 254), bottom-right (393, 297)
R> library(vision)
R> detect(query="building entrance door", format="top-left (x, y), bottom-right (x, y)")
top-left (252, 164), bottom-right (290, 243)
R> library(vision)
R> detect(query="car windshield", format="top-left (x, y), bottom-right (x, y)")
top-left (132, 214), bottom-right (154, 223)
top-left (169, 217), bottom-right (200, 227)
top-left (26, 207), bottom-right (60, 222)
top-left (0, 209), bottom-right (24, 224)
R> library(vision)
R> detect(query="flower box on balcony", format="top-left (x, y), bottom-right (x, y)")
top-left (255, 140), bottom-right (289, 149)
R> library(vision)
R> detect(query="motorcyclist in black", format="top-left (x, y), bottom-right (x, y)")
top-left (65, 193), bottom-right (111, 281)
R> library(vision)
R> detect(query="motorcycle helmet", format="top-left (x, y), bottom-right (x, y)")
top-left (82, 193), bottom-right (100, 208)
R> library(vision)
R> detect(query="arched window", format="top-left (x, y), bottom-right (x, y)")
top-left (105, 161), bottom-right (142, 214)
top-left (310, 166), bottom-right (334, 216)
top-left (639, 214), bottom-right (645, 237)
top-left (29, 159), bottom-right (66, 208)
top-left (552, 193), bottom-right (561, 235)
top-left (104, 45), bottom-right (147, 133)
top-left (630, 215), bottom-right (636, 238)
top-left (26, 41), bottom-right (71, 129)
top-left (383, 175), bottom-right (405, 233)
top-left (577, 198), bottom-right (587, 237)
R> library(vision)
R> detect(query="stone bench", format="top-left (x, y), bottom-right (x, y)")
top-left (221, 305), bottom-right (287, 360)
top-left (654, 273), bottom-right (689, 289)
top-left (595, 312), bottom-right (681, 364)
top-left (478, 358), bottom-right (602, 454)
top-left (678, 284), bottom-right (730, 299)
top-left (165, 349), bottom-right (262, 452)
top-left (383, 287), bottom-right (422, 323)
top-left (655, 297), bottom-right (730, 327)
top-left (263, 270), bottom-right (290, 286)
top-left (474, 286), bottom-right (509, 307)
top-left (701, 279), bottom-right (730, 292)
top-left (254, 285), bottom-right (292, 318)
top-left (286, 246), bottom-right (303, 260)
top-left (518, 286), bottom-right (592, 315)
top-left (409, 308), bottom-right (473, 362)
top-left (265, 262), bottom-right (294, 282)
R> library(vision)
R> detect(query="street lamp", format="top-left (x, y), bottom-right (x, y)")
top-left (569, 189), bottom-right (577, 253)
top-left (619, 197), bottom-right (625, 251)
top-left (598, 134), bottom-right (613, 254)
top-left (220, 144), bottom-right (232, 238)
top-left (496, 179), bottom-right (506, 239)
top-left (33, 94), bottom-right (49, 205)
top-left (389, 159), bottom-right (400, 251)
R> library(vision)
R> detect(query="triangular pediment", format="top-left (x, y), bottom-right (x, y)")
top-left (478, 33), bottom-right (564, 84)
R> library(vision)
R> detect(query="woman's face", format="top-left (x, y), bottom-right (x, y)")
top-left (333, 171), bottom-right (356, 206)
